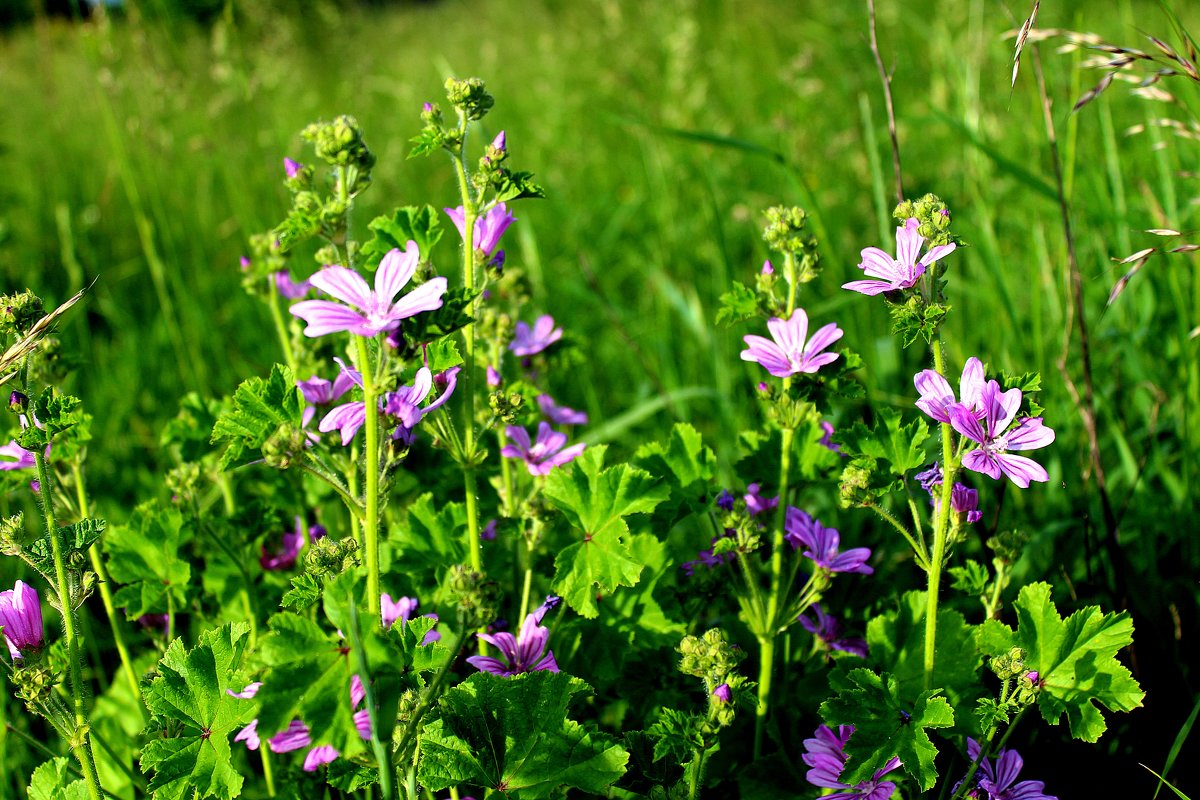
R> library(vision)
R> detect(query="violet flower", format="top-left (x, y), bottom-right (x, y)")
top-left (384, 366), bottom-right (460, 441)
top-left (680, 534), bottom-right (736, 576)
top-left (844, 217), bottom-right (956, 296)
top-left (0, 441), bottom-right (36, 471)
top-left (290, 242), bottom-right (447, 337)
top-left (712, 684), bottom-right (732, 704)
top-left (537, 394), bottom-right (588, 425)
top-left (960, 738), bottom-right (1057, 800)
top-left (802, 724), bottom-right (902, 800)
top-left (715, 490), bottom-right (736, 511)
top-left (486, 365), bottom-right (502, 387)
top-left (785, 508), bottom-right (873, 574)
top-left (284, 158), bottom-right (303, 179)
top-left (510, 315), bottom-right (563, 356)
top-left (744, 483), bottom-right (778, 517)
top-left (380, 593), bottom-right (441, 644)
top-left (914, 357), bottom-right (986, 424)
top-left (948, 483), bottom-right (983, 524)
top-left (467, 597), bottom-right (560, 676)
top-left (481, 519), bottom-right (498, 541)
top-left (797, 605), bottom-right (868, 658)
top-left (501, 422), bottom-right (585, 476)
top-left (949, 381), bottom-right (1055, 489)
top-left (260, 517), bottom-right (312, 571)
top-left (0, 580), bottom-right (43, 660)
top-left (274, 271), bottom-right (312, 300)
top-left (268, 720), bottom-right (311, 753)
top-left (819, 421), bottom-right (842, 453)
top-left (740, 308), bottom-right (843, 378)
top-left (445, 203), bottom-right (515, 258)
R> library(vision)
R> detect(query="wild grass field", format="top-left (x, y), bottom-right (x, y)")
top-left (1, 0), bottom-right (1197, 796)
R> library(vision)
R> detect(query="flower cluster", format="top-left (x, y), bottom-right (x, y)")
top-left (802, 724), bottom-right (901, 800)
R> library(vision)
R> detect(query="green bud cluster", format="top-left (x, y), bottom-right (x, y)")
top-left (677, 628), bottom-right (745, 686)
top-left (0, 290), bottom-right (46, 335)
top-left (12, 662), bottom-right (58, 708)
top-left (893, 193), bottom-right (956, 247)
top-left (989, 646), bottom-right (1027, 681)
top-left (0, 512), bottom-right (23, 556)
top-left (762, 206), bottom-right (820, 283)
top-left (305, 536), bottom-right (361, 577)
top-left (443, 565), bottom-right (502, 629)
top-left (165, 463), bottom-right (202, 506)
top-left (838, 457), bottom-right (884, 508)
top-left (445, 77), bottom-right (495, 121)
top-left (987, 530), bottom-right (1029, 564)
top-left (770, 396), bottom-right (817, 432)
top-left (261, 422), bottom-right (308, 470)
top-left (1013, 671), bottom-right (1040, 706)
top-left (489, 390), bottom-right (524, 424)
top-left (301, 115), bottom-right (377, 174)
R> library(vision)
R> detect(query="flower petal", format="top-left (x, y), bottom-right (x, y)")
top-left (375, 244), bottom-right (420, 304)
top-left (842, 279), bottom-right (897, 296)
top-left (803, 322), bottom-right (844, 359)
top-left (309, 266), bottom-right (373, 309)
top-left (996, 454), bottom-right (1049, 488)
top-left (741, 335), bottom-right (793, 377)
top-left (390, 277), bottom-right (448, 320)
top-left (896, 218), bottom-right (923, 266)
top-left (858, 246), bottom-right (899, 280)
top-left (290, 300), bottom-right (370, 338)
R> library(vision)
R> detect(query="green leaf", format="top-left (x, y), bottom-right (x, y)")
top-left (281, 571), bottom-right (325, 611)
top-left (715, 282), bottom-right (759, 327)
top-left (949, 560), bottom-right (990, 597)
top-left (140, 623), bottom-right (254, 800)
top-left (977, 582), bottom-right (1144, 742)
top-left (18, 389), bottom-right (82, 450)
top-left (393, 493), bottom-right (467, 578)
top-left (633, 422), bottom-right (717, 526)
top-left (865, 591), bottom-right (981, 706)
top-left (820, 668), bottom-right (954, 791)
top-left (544, 447), bottom-right (668, 617)
top-left (841, 409), bottom-right (931, 477)
top-left (210, 363), bottom-right (305, 470)
top-left (26, 518), bottom-right (105, 578)
top-left (646, 708), bottom-right (706, 764)
top-left (104, 501), bottom-right (191, 620)
top-left (418, 671), bottom-right (629, 799)
top-left (408, 128), bottom-right (443, 159)
top-left (27, 758), bottom-right (88, 800)
top-left (493, 170), bottom-right (546, 203)
top-left (360, 205), bottom-right (444, 267)
top-left (398, 286), bottom-right (475, 343)
top-left (425, 337), bottom-right (464, 373)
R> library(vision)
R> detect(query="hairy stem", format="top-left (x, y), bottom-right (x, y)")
top-left (354, 335), bottom-right (382, 621)
top-left (347, 591), bottom-right (395, 800)
top-left (923, 337), bottom-right (958, 690)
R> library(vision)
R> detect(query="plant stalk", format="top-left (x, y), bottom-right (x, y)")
top-left (354, 335), bottom-right (382, 621)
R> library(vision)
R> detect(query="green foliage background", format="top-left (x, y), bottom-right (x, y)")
top-left (0, 0), bottom-right (1196, 793)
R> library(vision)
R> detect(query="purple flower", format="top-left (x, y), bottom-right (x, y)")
top-left (274, 271), bottom-right (312, 300)
top-left (481, 519), bottom-right (498, 541)
top-left (914, 463), bottom-right (943, 493)
top-left (387, 366), bottom-right (460, 441)
top-left (260, 517), bottom-right (312, 571)
top-left (761, 260), bottom-right (775, 275)
top-left (0, 441), bottom-right (36, 471)
top-left (291, 242), bottom-right (447, 337)
top-left (234, 719), bottom-right (260, 750)
top-left (949, 381), bottom-right (1055, 488)
top-left (715, 490), bottom-right (736, 511)
top-left (138, 613), bottom-right (170, 632)
top-left (380, 593), bottom-right (441, 644)
top-left (712, 684), bottom-right (732, 704)
top-left (536, 394), bottom-right (588, 425)
top-left (915, 357), bottom-right (986, 424)
top-left (740, 308), bottom-right (843, 378)
top-left (797, 605), bottom-right (868, 658)
top-left (467, 597), bottom-right (560, 676)
top-left (0, 581), bottom-right (43, 660)
top-left (227, 682), bottom-right (262, 699)
top-left (500, 422), bottom-right (585, 476)
top-left (744, 483), bottom-right (778, 517)
top-left (844, 217), bottom-right (956, 296)
top-left (491, 130), bottom-right (507, 153)
top-left (819, 421), bottom-right (842, 453)
top-left (785, 508), bottom-right (873, 574)
top-left (802, 724), bottom-right (902, 800)
top-left (268, 720), bottom-right (311, 753)
top-left (949, 483), bottom-right (983, 524)
top-left (487, 364), bottom-right (502, 387)
top-left (284, 158), bottom-right (303, 179)
top-left (445, 203), bottom-right (516, 258)
top-left (680, 534), bottom-right (736, 576)
top-left (510, 315), bottom-right (563, 356)
top-left (961, 738), bottom-right (1057, 800)
top-left (303, 746), bottom-right (339, 772)
top-left (240, 256), bottom-right (251, 271)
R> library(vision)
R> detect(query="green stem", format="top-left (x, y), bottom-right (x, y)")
top-left (924, 337), bottom-right (959, 690)
top-left (33, 452), bottom-right (104, 800)
top-left (347, 591), bottom-right (395, 800)
top-left (868, 502), bottom-right (928, 568)
top-left (6, 723), bottom-right (122, 800)
top-left (299, 459), bottom-right (365, 521)
top-left (518, 541), bottom-right (534, 623)
top-left (353, 335), bottom-right (382, 622)
top-left (753, 635), bottom-right (775, 759)
top-left (267, 280), bottom-right (298, 374)
top-left (71, 464), bottom-right (142, 712)
top-left (393, 627), bottom-right (469, 766)
top-left (260, 747), bottom-right (276, 797)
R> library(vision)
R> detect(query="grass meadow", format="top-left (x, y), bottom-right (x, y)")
top-left (1, 0), bottom-right (1198, 794)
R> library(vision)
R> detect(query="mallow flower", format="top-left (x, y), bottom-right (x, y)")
top-left (797, 605), bottom-right (868, 659)
top-left (914, 357), bottom-right (986, 424)
top-left (950, 381), bottom-right (1055, 488)
top-left (290, 242), bottom-right (447, 337)
top-left (467, 597), bottom-right (561, 676)
top-left (0, 441), bottom-right (37, 471)
top-left (510, 315), bottom-right (563, 356)
top-left (445, 203), bottom-right (515, 258)
top-left (380, 593), bottom-right (441, 644)
top-left (536, 394), bottom-right (588, 425)
top-left (802, 724), bottom-right (902, 800)
top-left (844, 217), bottom-right (956, 296)
top-left (785, 508), bottom-right (873, 574)
top-left (0, 580), bottom-right (43, 660)
top-left (959, 738), bottom-right (1057, 800)
top-left (501, 422), bottom-right (585, 476)
top-left (740, 308), bottom-right (843, 378)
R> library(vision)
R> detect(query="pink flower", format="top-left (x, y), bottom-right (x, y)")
top-left (291, 242), bottom-right (447, 337)
top-left (844, 217), bottom-right (956, 295)
top-left (950, 381), bottom-right (1055, 488)
top-left (0, 581), bottom-right (43, 660)
top-left (445, 203), bottom-right (516, 257)
top-left (500, 422), bottom-right (585, 476)
top-left (914, 357), bottom-right (986, 424)
top-left (740, 308), bottom-right (843, 378)
top-left (510, 315), bottom-right (563, 357)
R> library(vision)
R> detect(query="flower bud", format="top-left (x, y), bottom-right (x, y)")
top-left (444, 77), bottom-right (494, 121)
top-left (0, 290), bottom-right (46, 335)
top-left (0, 581), bottom-right (44, 661)
top-left (712, 683), bottom-right (732, 704)
top-left (990, 646), bottom-right (1027, 681)
top-left (9, 391), bottom-right (28, 413)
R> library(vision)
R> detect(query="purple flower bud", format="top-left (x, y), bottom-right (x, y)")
top-left (137, 613), bottom-right (169, 633)
top-left (486, 365), bottom-right (502, 388)
top-left (423, 102), bottom-right (433, 113)
top-left (9, 391), bottom-right (27, 410)
top-left (29, 480), bottom-right (40, 494)
top-left (715, 490), bottom-right (735, 511)
top-left (0, 581), bottom-right (43, 660)
top-left (761, 260), bottom-right (774, 275)
top-left (239, 256), bottom-right (251, 271)
top-left (1026, 670), bottom-right (1039, 684)
top-left (284, 158), bottom-right (303, 179)
top-left (481, 519), bottom-right (498, 541)
top-left (309, 524), bottom-right (327, 541)
top-left (757, 382), bottom-right (769, 393)
top-left (491, 130), bottom-right (507, 152)
top-left (712, 683), bottom-right (732, 704)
